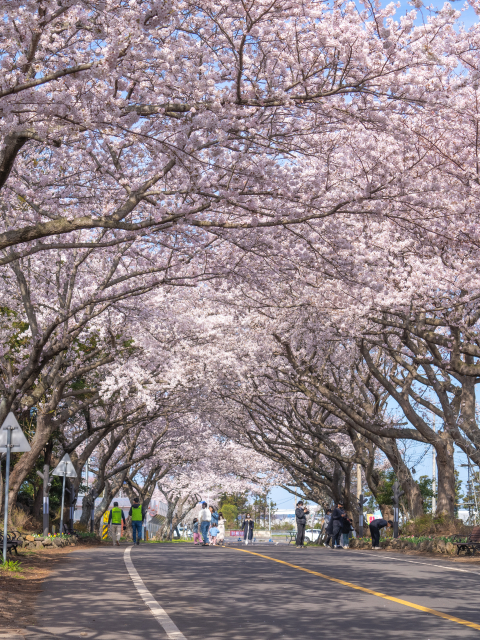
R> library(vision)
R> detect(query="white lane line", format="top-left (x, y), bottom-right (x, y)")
top-left (345, 549), bottom-right (480, 576)
top-left (124, 546), bottom-right (188, 640)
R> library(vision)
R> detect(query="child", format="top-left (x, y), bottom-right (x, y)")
top-left (217, 511), bottom-right (226, 546)
top-left (209, 524), bottom-right (219, 545)
top-left (192, 518), bottom-right (201, 545)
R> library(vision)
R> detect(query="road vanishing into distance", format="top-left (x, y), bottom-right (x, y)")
top-left (24, 543), bottom-right (480, 639)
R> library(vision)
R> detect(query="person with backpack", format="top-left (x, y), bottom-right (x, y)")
top-left (108, 502), bottom-right (126, 546)
top-left (129, 497), bottom-right (146, 545)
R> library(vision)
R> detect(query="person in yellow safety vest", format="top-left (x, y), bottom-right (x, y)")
top-left (129, 497), bottom-right (146, 545)
top-left (108, 502), bottom-right (126, 546)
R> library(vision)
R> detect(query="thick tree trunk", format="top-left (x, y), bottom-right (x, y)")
top-left (380, 439), bottom-right (424, 518)
top-left (435, 434), bottom-right (456, 516)
top-left (380, 504), bottom-right (394, 520)
top-left (79, 492), bottom-right (95, 529)
top-left (7, 414), bottom-right (53, 517)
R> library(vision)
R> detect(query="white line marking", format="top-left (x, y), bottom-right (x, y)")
top-left (124, 546), bottom-right (188, 640)
top-left (345, 549), bottom-right (480, 576)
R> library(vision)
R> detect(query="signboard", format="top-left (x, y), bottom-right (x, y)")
top-left (366, 514), bottom-right (375, 525)
top-left (102, 511), bottom-right (109, 539)
top-left (229, 530), bottom-right (243, 536)
top-left (0, 412), bottom-right (31, 452)
top-left (52, 453), bottom-right (77, 478)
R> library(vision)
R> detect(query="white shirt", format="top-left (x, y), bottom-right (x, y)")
top-left (199, 508), bottom-right (211, 522)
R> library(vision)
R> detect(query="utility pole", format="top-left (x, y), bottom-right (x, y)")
top-left (392, 481), bottom-right (404, 539)
top-left (358, 494), bottom-right (368, 538)
top-left (432, 414), bottom-right (437, 515)
top-left (356, 463), bottom-right (367, 538)
top-left (36, 464), bottom-right (52, 536)
top-left (90, 488), bottom-right (98, 533)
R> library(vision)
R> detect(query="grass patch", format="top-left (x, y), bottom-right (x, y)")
top-left (1, 559), bottom-right (23, 572)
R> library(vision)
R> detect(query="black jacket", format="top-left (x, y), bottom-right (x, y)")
top-left (370, 518), bottom-right (388, 530)
top-left (295, 506), bottom-right (309, 525)
top-left (342, 518), bottom-right (353, 534)
top-left (331, 507), bottom-right (346, 532)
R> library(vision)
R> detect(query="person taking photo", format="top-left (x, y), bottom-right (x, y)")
top-left (295, 501), bottom-right (309, 548)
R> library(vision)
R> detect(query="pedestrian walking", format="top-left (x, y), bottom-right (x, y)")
top-left (342, 517), bottom-right (354, 548)
top-left (192, 518), bottom-right (201, 545)
top-left (322, 509), bottom-right (332, 547)
top-left (108, 502), bottom-right (126, 546)
top-left (242, 513), bottom-right (254, 545)
top-left (199, 501), bottom-right (211, 546)
top-left (331, 501), bottom-right (347, 549)
top-left (369, 518), bottom-right (393, 549)
top-left (129, 497), bottom-right (145, 546)
top-left (295, 501), bottom-right (309, 548)
top-left (209, 524), bottom-right (219, 545)
top-left (217, 512), bottom-right (226, 546)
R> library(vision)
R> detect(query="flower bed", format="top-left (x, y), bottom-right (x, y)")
top-left (14, 532), bottom-right (79, 551)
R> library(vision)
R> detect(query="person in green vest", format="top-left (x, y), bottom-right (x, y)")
top-left (129, 497), bottom-right (146, 545)
top-left (108, 502), bottom-right (126, 546)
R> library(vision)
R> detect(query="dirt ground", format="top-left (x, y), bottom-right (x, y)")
top-left (0, 541), bottom-right (101, 635)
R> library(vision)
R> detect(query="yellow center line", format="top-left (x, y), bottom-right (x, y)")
top-left (231, 548), bottom-right (480, 632)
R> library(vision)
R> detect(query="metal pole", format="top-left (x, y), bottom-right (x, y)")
top-left (43, 463), bottom-right (49, 537)
top-left (432, 415), bottom-right (437, 515)
top-left (357, 464), bottom-right (361, 499)
top-left (358, 494), bottom-right (364, 538)
top-left (469, 458), bottom-right (480, 524)
top-left (393, 507), bottom-right (399, 539)
top-left (294, 490), bottom-right (297, 532)
top-left (467, 463), bottom-right (471, 521)
top-left (85, 459), bottom-right (89, 494)
top-left (269, 504), bottom-right (271, 536)
top-left (2, 427), bottom-right (12, 562)
top-left (59, 471), bottom-right (66, 536)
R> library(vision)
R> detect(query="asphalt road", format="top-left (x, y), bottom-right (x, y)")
top-left (26, 543), bottom-right (480, 640)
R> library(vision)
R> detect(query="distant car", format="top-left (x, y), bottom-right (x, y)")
top-left (304, 528), bottom-right (322, 543)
